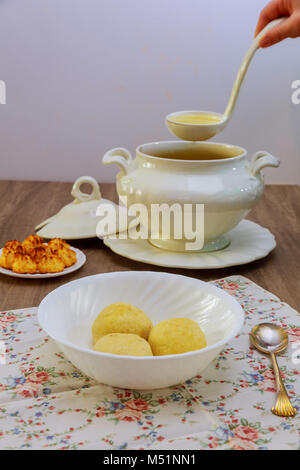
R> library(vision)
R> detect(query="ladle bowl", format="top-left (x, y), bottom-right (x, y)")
top-left (166, 110), bottom-right (227, 141)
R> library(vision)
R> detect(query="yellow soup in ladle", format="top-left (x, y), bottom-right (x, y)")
top-left (170, 113), bottom-right (222, 125)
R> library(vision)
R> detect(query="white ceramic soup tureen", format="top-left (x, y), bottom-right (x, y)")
top-left (103, 141), bottom-right (279, 252)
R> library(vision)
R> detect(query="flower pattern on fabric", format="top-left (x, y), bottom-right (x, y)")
top-left (0, 276), bottom-right (299, 450)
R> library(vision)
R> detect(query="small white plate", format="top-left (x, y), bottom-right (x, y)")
top-left (104, 220), bottom-right (276, 269)
top-left (0, 246), bottom-right (86, 279)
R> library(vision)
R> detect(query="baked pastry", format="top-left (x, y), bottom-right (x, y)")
top-left (0, 245), bottom-right (24, 269)
top-left (47, 238), bottom-right (70, 252)
top-left (22, 234), bottom-right (44, 254)
top-left (0, 250), bottom-right (14, 269)
top-left (12, 254), bottom-right (37, 274)
top-left (46, 239), bottom-right (76, 268)
top-left (55, 247), bottom-right (77, 267)
top-left (29, 244), bottom-right (48, 263)
top-left (38, 254), bottom-right (65, 273)
top-left (3, 240), bottom-right (23, 253)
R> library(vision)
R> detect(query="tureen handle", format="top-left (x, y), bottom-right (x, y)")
top-left (71, 176), bottom-right (102, 203)
top-left (251, 151), bottom-right (280, 176)
top-left (102, 147), bottom-right (132, 175)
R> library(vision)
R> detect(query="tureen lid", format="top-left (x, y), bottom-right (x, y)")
top-left (35, 176), bottom-right (134, 240)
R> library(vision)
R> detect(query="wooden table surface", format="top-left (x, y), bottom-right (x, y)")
top-left (0, 181), bottom-right (299, 311)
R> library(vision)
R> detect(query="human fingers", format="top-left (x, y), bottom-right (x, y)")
top-left (255, 0), bottom-right (287, 36)
top-left (259, 14), bottom-right (300, 46)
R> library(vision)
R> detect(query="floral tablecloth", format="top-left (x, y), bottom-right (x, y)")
top-left (0, 275), bottom-right (299, 450)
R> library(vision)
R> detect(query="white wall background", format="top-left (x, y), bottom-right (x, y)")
top-left (0, 0), bottom-right (299, 184)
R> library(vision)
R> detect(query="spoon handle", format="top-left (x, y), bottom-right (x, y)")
top-left (224, 17), bottom-right (287, 120)
top-left (270, 352), bottom-right (297, 417)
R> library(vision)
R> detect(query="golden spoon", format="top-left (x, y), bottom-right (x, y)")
top-left (250, 323), bottom-right (297, 417)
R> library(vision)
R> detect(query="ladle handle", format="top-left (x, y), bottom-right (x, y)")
top-left (224, 17), bottom-right (287, 120)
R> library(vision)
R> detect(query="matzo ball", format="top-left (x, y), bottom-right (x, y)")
top-left (148, 318), bottom-right (206, 356)
top-left (93, 333), bottom-right (153, 356)
top-left (92, 302), bottom-right (153, 344)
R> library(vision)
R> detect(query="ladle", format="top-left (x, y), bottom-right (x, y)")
top-left (166, 17), bottom-right (286, 141)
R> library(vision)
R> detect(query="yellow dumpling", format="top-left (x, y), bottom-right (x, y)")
top-left (92, 302), bottom-right (153, 344)
top-left (93, 333), bottom-right (153, 356)
top-left (148, 318), bottom-right (207, 356)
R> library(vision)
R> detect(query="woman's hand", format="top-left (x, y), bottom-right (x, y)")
top-left (255, 0), bottom-right (300, 47)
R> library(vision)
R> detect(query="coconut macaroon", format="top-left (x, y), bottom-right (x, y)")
top-left (46, 239), bottom-right (76, 268)
top-left (29, 244), bottom-right (48, 263)
top-left (3, 240), bottom-right (23, 253)
top-left (48, 238), bottom-right (70, 252)
top-left (38, 254), bottom-right (65, 273)
top-left (0, 250), bottom-right (16, 269)
top-left (22, 234), bottom-right (44, 254)
top-left (92, 302), bottom-right (153, 345)
top-left (148, 318), bottom-right (207, 356)
top-left (12, 254), bottom-right (37, 274)
top-left (93, 333), bottom-right (153, 357)
top-left (0, 244), bottom-right (24, 269)
top-left (0, 251), bottom-right (11, 269)
top-left (55, 247), bottom-right (77, 267)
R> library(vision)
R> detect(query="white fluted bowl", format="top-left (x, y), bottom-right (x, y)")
top-left (38, 271), bottom-right (244, 389)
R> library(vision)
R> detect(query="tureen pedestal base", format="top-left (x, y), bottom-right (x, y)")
top-left (148, 236), bottom-right (230, 253)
